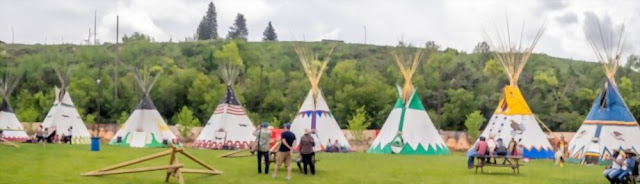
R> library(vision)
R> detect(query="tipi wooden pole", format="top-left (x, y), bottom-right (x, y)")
top-left (176, 168), bottom-right (185, 184)
top-left (82, 164), bottom-right (183, 176)
top-left (165, 147), bottom-right (178, 182)
top-left (179, 150), bottom-right (216, 171)
top-left (180, 168), bottom-right (223, 175)
top-left (219, 149), bottom-right (249, 158)
top-left (91, 149), bottom-right (172, 172)
top-left (0, 138), bottom-right (19, 147)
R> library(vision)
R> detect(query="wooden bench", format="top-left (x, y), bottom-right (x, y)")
top-left (474, 155), bottom-right (522, 174)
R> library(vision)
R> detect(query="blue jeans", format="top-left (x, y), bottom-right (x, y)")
top-left (468, 154), bottom-right (481, 167)
top-left (606, 169), bottom-right (624, 183)
top-left (617, 171), bottom-right (631, 184)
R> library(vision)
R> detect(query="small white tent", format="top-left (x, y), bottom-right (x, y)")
top-left (368, 50), bottom-right (449, 155)
top-left (41, 67), bottom-right (91, 144)
top-left (290, 44), bottom-right (350, 151)
top-left (0, 72), bottom-right (29, 142)
top-left (193, 65), bottom-right (255, 149)
top-left (110, 69), bottom-right (177, 148)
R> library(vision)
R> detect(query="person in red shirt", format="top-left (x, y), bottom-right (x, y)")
top-left (468, 136), bottom-right (489, 168)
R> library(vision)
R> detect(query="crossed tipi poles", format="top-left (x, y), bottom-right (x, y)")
top-left (82, 145), bottom-right (222, 184)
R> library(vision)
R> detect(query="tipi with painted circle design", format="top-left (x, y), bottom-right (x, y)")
top-left (368, 49), bottom-right (449, 155)
top-left (110, 68), bottom-right (178, 148)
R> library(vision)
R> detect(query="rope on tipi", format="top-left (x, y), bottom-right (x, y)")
top-left (584, 21), bottom-right (626, 85)
top-left (294, 43), bottom-right (335, 106)
top-left (485, 17), bottom-right (547, 87)
top-left (392, 49), bottom-right (423, 104)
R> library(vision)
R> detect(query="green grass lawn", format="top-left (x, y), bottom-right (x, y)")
top-left (0, 144), bottom-right (607, 184)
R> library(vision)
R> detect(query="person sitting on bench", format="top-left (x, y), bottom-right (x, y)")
top-left (333, 139), bottom-right (342, 152)
top-left (467, 136), bottom-right (488, 168)
top-left (607, 149), bottom-right (637, 184)
top-left (495, 138), bottom-right (508, 156)
top-left (604, 149), bottom-right (621, 179)
top-left (325, 139), bottom-right (334, 152)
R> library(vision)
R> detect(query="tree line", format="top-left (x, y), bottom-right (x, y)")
top-left (2, 38), bottom-right (640, 133)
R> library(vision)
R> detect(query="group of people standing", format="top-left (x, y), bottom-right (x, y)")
top-left (253, 123), bottom-right (317, 181)
top-left (32, 125), bottom-right (74, 144)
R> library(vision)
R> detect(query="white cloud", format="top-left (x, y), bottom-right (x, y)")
top-left (1, 0), bottom-right (640, 62)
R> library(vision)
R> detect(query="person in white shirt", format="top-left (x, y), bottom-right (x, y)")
top-left (65, 126), bottom-right (73, 144)
top-left (604, 149), bottom-right (622, 177)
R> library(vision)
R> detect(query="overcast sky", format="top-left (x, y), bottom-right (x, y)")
top-left (1, 0), bottom-right (639, 62)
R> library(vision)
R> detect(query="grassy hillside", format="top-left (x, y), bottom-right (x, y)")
top-left (1, 40), bottom-right (639, 131)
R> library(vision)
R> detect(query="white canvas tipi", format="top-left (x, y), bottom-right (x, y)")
top-left (567, 22), bottom-right (640, 165)
top-left (193, 66), bottom-right (255, 149)
top-left (41, 68), bottom-right (91, 144)
top-left (110, 69), bottom-right (177, 148)
top-left (0, 73), bottom-right (29, 142)
top-left (368, 50), bottom-right (449, 155)
top-left (473, 21), bottom-right (554, 159)
top-left (290, 45), bottom-right (350, 151)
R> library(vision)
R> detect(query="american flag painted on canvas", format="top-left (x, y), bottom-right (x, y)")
top-left (214, 85), bottom-right (246, 115)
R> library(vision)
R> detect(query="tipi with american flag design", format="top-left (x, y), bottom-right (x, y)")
top-left (193, 65), bottom-right (255, 149)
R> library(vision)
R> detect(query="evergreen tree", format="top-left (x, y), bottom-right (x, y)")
top-left (196, 2), bottom-right (218, 40)
top-left (227, 13), bottom-right (248, 40)
top-left (262, 21), bottom-right (278, 41)
top-left (473, 41), bottom-right (490, 53)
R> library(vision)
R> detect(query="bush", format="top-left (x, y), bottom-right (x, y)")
top-left (464, 111), bottom-right (485, 141)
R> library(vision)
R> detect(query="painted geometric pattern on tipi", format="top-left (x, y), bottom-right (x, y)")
top-left (368, 90), bottom-right (450, 155)
top-left (473, 86), bottom-right (554, 159)
top-left (568, 81), bottom-right (640, 164)
top-left (41, 88), bottom-right (91, 144)
top-left (290, 89), bottom-right (350, 151)
top-left (110, 97), bottom-right (178, 148)
top-left (193, 85), bottom-right (254, 149)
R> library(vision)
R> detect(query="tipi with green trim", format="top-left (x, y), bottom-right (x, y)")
top-left (368, 50), bottom-right (449, 155)
top-left (110, 68), bottom-right (177, 148)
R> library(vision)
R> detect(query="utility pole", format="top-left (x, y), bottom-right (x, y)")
top-left (259, 64), bottom-right (264, 123)
top-left (88, 28), bottom-right (91, 45)
top-left (363, 26), bottom-right (367, 44)
top-left (11, 27), bottom-right (14, 44)
top-left (114, 15), bottom-right (119, 99)
top-left (94, 10), bottom-right (97, 45)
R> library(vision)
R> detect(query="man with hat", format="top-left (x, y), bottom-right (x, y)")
top-left (253, 122), bottom-right (272, 174)
top-left (607, 149), bottom-right (637, 184)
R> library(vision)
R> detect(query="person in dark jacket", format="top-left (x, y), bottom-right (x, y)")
top-left (299, 129), bottom-right (316, 175)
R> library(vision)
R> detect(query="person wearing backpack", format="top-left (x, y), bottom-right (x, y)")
top-left (253, 122), bottom-right (272, 174)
